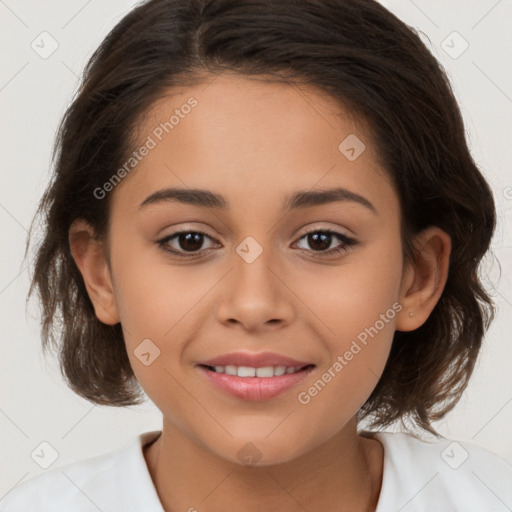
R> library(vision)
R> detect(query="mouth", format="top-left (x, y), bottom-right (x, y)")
top-left (200, 363), bottom-right (314, 377)
top-left (197, 363), bottom-right (316, 401)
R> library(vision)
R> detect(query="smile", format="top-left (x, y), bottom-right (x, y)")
top-left (205, 364), bottom-right (308, 377)
top-left (198, 364), bottom-right (315, 401)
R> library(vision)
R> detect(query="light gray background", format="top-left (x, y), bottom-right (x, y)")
top-left (1, 0), bottom-right (511, 499)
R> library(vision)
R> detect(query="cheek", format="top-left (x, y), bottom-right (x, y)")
top-left (111, 230), bottom-right (213, 338)
top-left (294, 299), bottom-right (398, 443)
top-left (110, 247), bottom-right (218, 393)
top-left (292, 233), bottom-right (402, 408)
top-left (292, 228), bottom-right (403, 339)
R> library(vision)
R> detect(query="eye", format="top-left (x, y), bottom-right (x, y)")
top-left (293, 229), bottom-right (357, 256)
top-left (157, 230), bottom-right (218, 256)
top-left (156, 228), bottom-right (357, 258)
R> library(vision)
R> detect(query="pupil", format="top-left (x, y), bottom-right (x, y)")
top-left (180, 232), bottom-right (203, 251)
top-left (309, 232), bottom-right (330, 251)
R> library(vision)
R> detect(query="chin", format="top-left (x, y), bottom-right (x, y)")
top-left (210, 437), bottom-right (310, 468)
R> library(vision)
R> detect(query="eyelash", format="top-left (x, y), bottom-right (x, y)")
top-left (156, 228), bottom-right (358, 259)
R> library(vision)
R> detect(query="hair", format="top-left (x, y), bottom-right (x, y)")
top-left (25, 0), bottom-right (496, 437)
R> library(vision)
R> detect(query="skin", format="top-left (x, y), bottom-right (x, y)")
top-left (69, 73), bottom-right (451, 512)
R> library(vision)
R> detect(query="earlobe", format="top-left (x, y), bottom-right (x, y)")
top-left (396, 226), bottom-right (451, 332)
top-left (69, 219), bottom-right (120, 326)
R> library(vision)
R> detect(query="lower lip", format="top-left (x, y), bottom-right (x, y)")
top-left (198, 365), bottom-right (315, 401)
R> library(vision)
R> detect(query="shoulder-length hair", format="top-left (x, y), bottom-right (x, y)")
top-left (26, 0), bottom-right (496, 436)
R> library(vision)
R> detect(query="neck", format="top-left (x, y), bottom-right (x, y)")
top-left (144, 417), bottom-right (384, 512)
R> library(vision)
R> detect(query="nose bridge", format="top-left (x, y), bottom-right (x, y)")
top-left (232, 232), bottom-right (281, 295)
top-left (215, 231), bottom-right (293, 328)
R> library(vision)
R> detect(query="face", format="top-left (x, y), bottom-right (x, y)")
top-left (86, 73), bottom-right (413, 465)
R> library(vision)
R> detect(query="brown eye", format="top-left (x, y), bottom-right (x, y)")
top-left (157, 230), bottom-right (217, 256)
top-left (175, 232), bottom-right (205, 252)
top-left (304, 232), bottom-right (332, 251)
top-left (156, 228), bottom-right (357, 259)
top-left (294, 229), bottom-right (357, 256)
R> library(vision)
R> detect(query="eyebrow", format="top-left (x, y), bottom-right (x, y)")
top-left (139, 186), bottom-right (377, 215)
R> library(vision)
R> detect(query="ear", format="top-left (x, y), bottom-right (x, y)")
top-left (395, 226), bottom-right (451, 332)
top-left (68, 219), bottom-right (120, 326)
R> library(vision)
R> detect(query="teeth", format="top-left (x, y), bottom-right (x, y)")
top-left (211, 365), bottom-right (303, 377)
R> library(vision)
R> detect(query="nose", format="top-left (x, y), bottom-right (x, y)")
top-left (215, 239), bottom-right (295, 333)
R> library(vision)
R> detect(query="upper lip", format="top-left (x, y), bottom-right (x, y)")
top-left (199, 351), bottom-right (314, 369)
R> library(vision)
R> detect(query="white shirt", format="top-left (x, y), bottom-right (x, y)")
top-left (1, 429), bottom-right (511, 511)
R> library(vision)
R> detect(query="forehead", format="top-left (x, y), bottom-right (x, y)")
top-left (111, 73), bottom-right (397, 219)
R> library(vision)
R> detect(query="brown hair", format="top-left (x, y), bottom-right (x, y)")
top-left (25, 0), bottom-right (496, 436)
